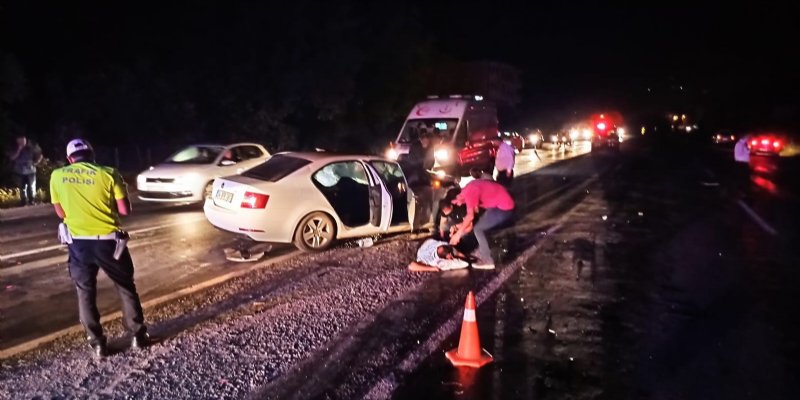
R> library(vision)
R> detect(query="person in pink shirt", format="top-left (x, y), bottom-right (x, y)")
top-left (450, 169), bottom-right (515, 269)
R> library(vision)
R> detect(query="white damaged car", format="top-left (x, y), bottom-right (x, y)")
top-left (204, 152), bottom-right (422, 251)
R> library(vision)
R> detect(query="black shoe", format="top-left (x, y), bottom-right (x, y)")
top-left (131, 333), bottom-right (152, 350)
top-left (91, 342), bottom-right (109, 358)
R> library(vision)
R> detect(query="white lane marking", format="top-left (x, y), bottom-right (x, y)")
top-left (0, 236), bottom-right (173, 275)
top-left (737, 200), bottom-right (778, 236)
top-left (363, 223), bottom-right (563, 400)
top-left (0, 249), bottom-right (302, 359)
top-left (0, 217), bottom-right (206, 262)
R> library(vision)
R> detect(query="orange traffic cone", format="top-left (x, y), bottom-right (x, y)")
top-left (445, 291), bottom-right (494, 368)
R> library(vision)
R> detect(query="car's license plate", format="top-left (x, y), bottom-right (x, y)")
top-left (215, 190), bottom-right (234, 203)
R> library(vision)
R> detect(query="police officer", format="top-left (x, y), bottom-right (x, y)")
top-left (50, 139), bottom-right (149, 357)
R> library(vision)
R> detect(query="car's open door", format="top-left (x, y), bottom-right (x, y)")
top-left (364, 163), bottom-right (393, 232)
top-left (368, 160), bottom-right (421, 231)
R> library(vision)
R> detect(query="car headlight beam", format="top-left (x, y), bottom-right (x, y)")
top-left (434, 148), bottom-right (450, 162)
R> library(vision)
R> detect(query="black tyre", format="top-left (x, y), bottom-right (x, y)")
top-left (293, 212), bottom-right (336, 252)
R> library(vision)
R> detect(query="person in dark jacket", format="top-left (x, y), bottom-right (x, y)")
top-left (7, 135), bottom-right (43, 206)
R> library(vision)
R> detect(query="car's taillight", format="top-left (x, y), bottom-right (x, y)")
top-left (773, 141), bottom-right (782, 149)
top-left (596, 122), bottom-right (607, 131)
top-left (751, 139), bottom-right (758, 146)
top-left (241, 192), bottom-right (269, 209)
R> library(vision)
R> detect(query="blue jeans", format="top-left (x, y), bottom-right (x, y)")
top-left (474, 208), bottom-right (514, 264)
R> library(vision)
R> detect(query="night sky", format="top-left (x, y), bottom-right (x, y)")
top-left (2, 1), bottom-right (799, 153)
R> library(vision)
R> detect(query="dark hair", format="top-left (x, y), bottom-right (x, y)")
top-left (469, 167), bottom-right (484, 179)
top-left (439, 198), bottom-right (453, 211)
top-left (436, 245), bottom-right (454, 259)
top-left (69, 149), bottom-right (95, 162)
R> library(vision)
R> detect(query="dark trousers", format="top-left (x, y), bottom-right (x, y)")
top-left (496, 170), bottom-right (514, 187)
top-left (13, 173), bottom-right (36, 205)
top-left (68, 239), bottom-right (146, 344)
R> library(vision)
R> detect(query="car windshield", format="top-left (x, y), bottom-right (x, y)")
top-left (242, 154), bottom-right (312, 182)
top-left (166, 145), bottom-right (224, 164)
top-left (398, 119), bottom-right (458, 144)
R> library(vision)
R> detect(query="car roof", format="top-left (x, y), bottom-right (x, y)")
top-left (274, 151), bottom-right (392, 164)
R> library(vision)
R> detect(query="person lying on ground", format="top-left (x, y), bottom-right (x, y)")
top-left (408, 238), bottom-right (470, 272)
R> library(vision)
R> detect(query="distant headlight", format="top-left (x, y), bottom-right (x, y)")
top-left (528, 134), bottom-right (540, 144)
top-left (386, 148), bottom-right (399, 160)
top-left (551, 135), bottom-right (558, 142)
top-left (569, 131), bottom-right (579, 140)
top-left (617, 127), bottom-right (626, 135)
top-left (434, 148), bottom-right (450, 161)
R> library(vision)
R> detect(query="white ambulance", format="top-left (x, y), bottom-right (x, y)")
top-left (386, 95), bottom-right (499, 179)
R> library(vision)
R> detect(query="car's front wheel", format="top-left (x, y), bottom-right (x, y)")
top-left (294, 212), bottom-right (336, 252)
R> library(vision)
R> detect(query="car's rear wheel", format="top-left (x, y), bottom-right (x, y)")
top-left (294, 212), bottom-right (336, 252)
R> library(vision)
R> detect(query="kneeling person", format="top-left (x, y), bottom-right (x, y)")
top-left (408, 238), bottom-right (469, 272)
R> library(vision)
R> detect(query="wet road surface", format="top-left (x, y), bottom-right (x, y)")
top-left (4, 137), bottom-right (797, 399)
top-left (0, 143), bottom-right (588, 352)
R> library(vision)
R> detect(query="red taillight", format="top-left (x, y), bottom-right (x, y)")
top-left (596, 122), bottom-right (607, 131)
top-left (761, 139), bottom-right (770, 145)
top-left (751, 139), bottom-right (758, 146)
top-left (241, 192), bottom-right (269, 209)
top-left (773, 141), bottom-right (781, 149)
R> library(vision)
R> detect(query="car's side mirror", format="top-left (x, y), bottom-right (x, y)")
top-left (220, 160), bottom-right (237, 166)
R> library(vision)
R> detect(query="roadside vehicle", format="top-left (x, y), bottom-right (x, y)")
top-left (747, 133), bottom-right (799, 175)
top-left (386, 95), bottom-right (499, 180)
top-left (527, 129), bottom-right (545, 149)
top-left (204, 152), bottom-right (422, 252)
top-left (137, 143), bottom-right (270, 203)
top-left (500, 131), bottom-right (524, 153)
top-left (712, 130), bottom-right (737, 145)
top-left (589, 113), bottom-right (622, 152)
top-left (550, 131), bottom-right (571, 149)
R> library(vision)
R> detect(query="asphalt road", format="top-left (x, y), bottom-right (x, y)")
top-left (0, 143), bottom-right (589, 352)
top-left (6, 135), bottom-right (795, 400)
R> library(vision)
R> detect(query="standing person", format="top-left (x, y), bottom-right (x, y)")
top-left (7, 134), bottom-right (43, 206)
top-left (50, 139), bottom-right (150, 357)
top-left (406, 132), bottom-right (436, 224)
top-left (406, 132), bottom-right (435, 185)
top-left (495, 140), bottom-right (515, 187)
top-left (450, 178), bottom-right (515, 269)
